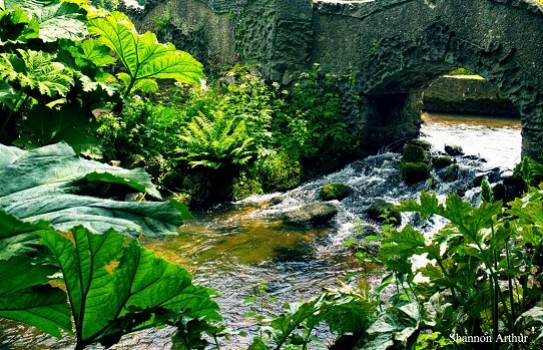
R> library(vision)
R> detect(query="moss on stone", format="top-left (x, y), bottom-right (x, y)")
top-left (440, 164), bottom-right (460, 182)
top-left (366, 199), bottom-right (401, 225)
top-left (444, 144), bottom-right (464, 156)
top-left (319, 183), bottom-right (352, 201)
top-left (408, 139), bottom-right (432, 151)
top-left (433, 156), bottom-right (453, 169)
top-left (402, 144), bottom-right (429, 163)
top-left (400, 161), bottom-right (431, 184)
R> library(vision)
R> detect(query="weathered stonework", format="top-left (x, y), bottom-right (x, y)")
top-left (136, 0), bottom-right (543, 159)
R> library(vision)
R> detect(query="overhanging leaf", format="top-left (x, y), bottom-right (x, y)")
top-left (13, 0), bottom-right (88, 42)
top-left (0, 142), bottom-right (189, 237)
top-left (88, 11), bottom-right (203, 95)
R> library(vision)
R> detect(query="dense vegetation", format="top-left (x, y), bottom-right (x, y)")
top-left (2, 1), bottom-right (543, 350)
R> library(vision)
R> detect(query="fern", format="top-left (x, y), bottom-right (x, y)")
top-left (176, 111), bottom-right (257, 170)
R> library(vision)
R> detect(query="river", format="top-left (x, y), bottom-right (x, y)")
top-left (0, 113), bottom-right (521, 349)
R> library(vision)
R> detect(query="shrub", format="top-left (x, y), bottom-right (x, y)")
top-left (257, 152), bottom-right (302, 192)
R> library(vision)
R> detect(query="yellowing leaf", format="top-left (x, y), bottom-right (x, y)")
top-left (40, 227), bottom-right (221, 349)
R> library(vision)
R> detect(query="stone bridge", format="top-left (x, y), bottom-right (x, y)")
top-left (136, 0), bottom-right (543, 158)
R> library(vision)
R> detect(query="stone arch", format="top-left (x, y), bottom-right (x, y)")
top-left (358, 21), bottom-right (533, 151)
top-left (312, 0), bottom-right (543, 158)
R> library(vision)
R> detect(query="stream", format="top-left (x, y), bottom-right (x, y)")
top-left (0, 112), bottom-right (521, 349)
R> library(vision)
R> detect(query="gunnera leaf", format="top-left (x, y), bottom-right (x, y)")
top-left (0, 211), bottom-right (71, 337)
top-left (40, 227), bottom-right (221, 348)
top-left (0, 142), bottom-right (190, 237)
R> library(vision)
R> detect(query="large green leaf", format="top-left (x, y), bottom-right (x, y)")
top-left (40, 227), bottom-right (221, 348)
top-left (0, 142), bottom-right (189, 237)
top-left (0, 7), bottom-right (39, 45)
top-left (4, 0), bottom-right (88, 43)
top-left (0, 210), bottom-right (48, 261)
top-left (0, 211), bottom-right (71, 337)
top-left (88, 11), bottom-right (203, 95)
top-left (0, 49), bottom-right (74, 97)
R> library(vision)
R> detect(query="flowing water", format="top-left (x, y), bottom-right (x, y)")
top-left (0, 113), bottom-right (521, 349)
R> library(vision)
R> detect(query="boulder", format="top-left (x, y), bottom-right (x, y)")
top-left (400, 161), bottom-right (431, 184)
top-left (319, 183), bottom-right (353, 201)
top-left (366, 199), bottom-right (401, 225)
top-left (402, 143), bottom-right (430, 163)
top-left (283, 202), bottom-right (338, 225)
top-left (439, 164), bottom-right (460, 182)
top-left (408, 139), bottom-right (432, 151)
top-left (432, 156), bottom-right (453, 169)
top-left (444, 145), bottom-right (464, 156)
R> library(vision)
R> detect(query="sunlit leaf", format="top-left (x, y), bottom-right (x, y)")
top-left (88, 11), bottom-right (202, 95)
top-left (40, 227), bottom-right (221, 348)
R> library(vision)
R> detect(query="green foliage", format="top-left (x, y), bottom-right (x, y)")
top-left (176, 110), bottom-right (257, 171)
top-left (90, 0), bottom-right (120, 11)
top-left (364, 189), bottom-right (543, 348)
top-left (0, 142), bottom-right (190, 237)
top-left (514, 156), bottom-right (543, 190)
top-left (40, 226), bottom-right (221, 349)
top-left (1, 0), bottom-right (88, 43)
top-left (95, 96), bottom-right (184, 183)
top-left (0, 213), bottom-right (72, 338)
top-left (0, 0), bottom-right (202, 160)
top-left (14, 103), bottom-right (101, 158)
top-left (246, 284), bottom-right (376, 350)
top-left (447, 67), bottom-right (477, 76)
top-left (0, 0), bottom-right (92, 143)
top-left (0, 153), bottom-right (222, 349)
top-left (257, 152), bottom-right (302, 191)
top-left (0, 49), bottom-right (74, 97)
top-left (88, 11), bottom-right (203, 97)
top-left (272, 64), bottom-right (358, 160)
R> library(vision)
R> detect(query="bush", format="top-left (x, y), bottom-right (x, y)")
top-left (95, 97), bottom-right (183, 184)
top-left (258, 152), bottom-right (302, 192)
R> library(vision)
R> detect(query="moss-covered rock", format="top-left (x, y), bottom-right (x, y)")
top-left (408, 139), bottom-right (432, 151)
top-left (400, 161), bottom-right (431, 184)
top-left (283, 202), bottom-right (338, 226)
top-left (319, 183), bottom-right (353, 201)
top-left (402, 144), bottom-right (429, 163)
top-left (366, 199), bottom-right (401, 225)
top-left (440, 164), bottom-right (460, 182)
top-left (444, 144), bottom-right (464, 156)
top-left (433, 156), bottom-right (453, 169)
